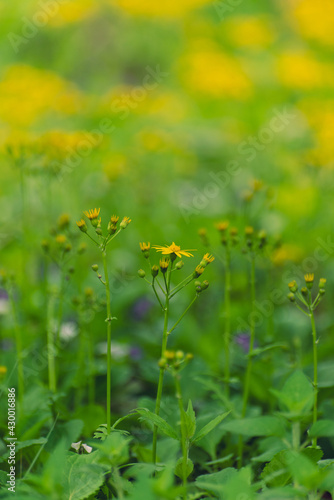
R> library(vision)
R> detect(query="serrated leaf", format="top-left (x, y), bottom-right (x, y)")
top-left (184, 400), bottom-right (196, 439)
top-left (309, 420), bottom-right (334, 438)
top-left (135, 408), bottom-right (179, 440)
top-left (92, 432), bottom-right (131, 466)
top-left (285, 450), bottom-right (324, 490)
top-left (192, 411), bottom-right (230, 443)
top-left (271, 370), bottom-right (313, 416)
top-left (261, 450), bottom-right (291, 488)
top-left (174, 457), bottom-right (194, 480)
top-left (195, 468), bottom-right (237, 495)
top-left (222, 416), bottom-right (285, 437)
top-left (64, 452), bottom-right (108, 500)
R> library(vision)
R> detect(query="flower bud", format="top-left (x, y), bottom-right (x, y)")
top-left (193, 265), bottom-right (204, 278)
top-left (120, 217), bottom-right (131, 229)
top-left (288, 280), bottom-right (298, 293)
top-left (301, 287), bottom-right (308, 297)
top-left (158, 358), bottom-right (167, 369)
top-left (151, 265), bottom-right (159, 277)
top-left (92, 264), bottom-right (99, 272)
top-left (201, 280), bottom-right (209, 291)
top-left (319, 278), bottom-right (326, 291)
top-left (304, 273), bottom-right (314, 290)
top-left (138, 269), bottom-right (146, 278)
top-left (175, 261), bottom-right (184, 270)
top-left (95, 227), bottom-right (102, 236)
top-left (175, 350), bottom-right (184, 360)
top-left (287, 292), bottom-right (296, 302)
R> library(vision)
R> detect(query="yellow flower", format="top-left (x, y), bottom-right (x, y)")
top-left (76, 219), bottom-right (87, 232)
top-left (203, 253), bottom-right (214, 264)
top-left (194, 265), bottom-right (205, 277)
top-left (159, 258), bottom-right (170, 273)
top-left (120, 216), bottom-right (131, 229)
top-left (153, 242), bottom-right (195, 258)
top-left (140, 242), bottom-right (151, 252)
top-left (0, 366), bottom-right (7, 376)
top-left (84, 208), bottom-right (101, 220)
top-left (110, 215), bottom-right (119, 224)
top-left (304, 273), bottom-right (314, 283)
top-left (245, 226), bottom-right (254, 236)
top-left (56, 234), bottom-right (66, 244)
top-left (216, 221), bottom-right (229, 232)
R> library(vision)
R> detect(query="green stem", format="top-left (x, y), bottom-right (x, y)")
top-left (238, 256), bottom-right (256, 468)
top-left (310, 309), bottom-right (318, 448)
top-left (152, 267), bottom-right (172, 464)
top-left (292, 421), bottom-right (300, 451)
top-left (102, 250), bottom-right (112, 434)
top-left (8, 288), bottom-right (24, 406)
top-left (224, 247), bottom-right (231, 397)
top-left (168, 295), bottom-right (198, 336)
top-left (175, 374), bottom-right (188, 499)
top-left (47, 292), bottom-right (57, 393)
top-left (55, 269), bottom-right (65, 345)
top-left (87, 322), bottom-right (95, 406)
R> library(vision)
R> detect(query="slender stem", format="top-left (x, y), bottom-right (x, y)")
top-left (102, 250), bottom-right (112, 434)
top-left (169, 274), bottom-right (194, 299)
top-left (47, 291), bottom-right (57, 393)
top-left (310, 309), bottom-right (318, 448)
top-left (224, 247), bottom-right (231, 397)
top-left (87, 321), bottom-right (95, 405)
top-left (238, 256), bottom-right (256, 468)
top-left (152, 281), bottom-right (165, 310)
top-left (168, 295), bottom-right (198, 336)
top-left (8, 288), bottom-right (24, 405)
top-left (292, 421), bottom-right (300, 451)
top-left (55, 268), bottom-right (65, 345)
top-left (152, 267), bottom-right (172, 464)
top-left (175, 374), bottom-right (188, 499)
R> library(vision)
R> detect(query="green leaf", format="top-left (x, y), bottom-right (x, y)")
top-left (184, 400), bottom-right (196, 439)
top-left (64, 451), bottom-right (109, 500)
top-left (174, 457), bottom-right (194, 480)
top-left (250, 343), bottom-right (287, 357)
top-left (271, 370), bottom-right (313, 416)
top-left (286, 450), bottom-right (325, 490)
top-left (15, 438), bottom-right (47, 452)
top-left (195, 468), bottom-right (237, 496)
top-left (192, 411), bottom-right (230, 443)
top-left (261, 450), bottom-right (291, 488)
top-left (222, 416), bottom-right (285, 437)
top-left (92, 432), bottom-right (131, 466)
top-left (135, 408), bottom-right (179, 440)
top-left (309, 420), bottom-right (334, 438)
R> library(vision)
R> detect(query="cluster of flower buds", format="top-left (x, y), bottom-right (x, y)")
top-left (158, 350), bottom-right (193, 372)
top-left (216, 220), bottom-right (239, 247)
top-left (77, 208), bottom-right (131, 239)
top-left (287, 274), bottom-right (326, 310)
top-left (242, 226), bottom-right (267, 253)
top-left (42, 213), bottom-right (86, 268)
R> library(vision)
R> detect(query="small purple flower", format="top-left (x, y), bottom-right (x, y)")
top-left (129, 346), bottom-right (143, 361)
top-left (131, 298), bottom-right (153, 321)
top-left (234, 332), bottom-right (258, 353)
